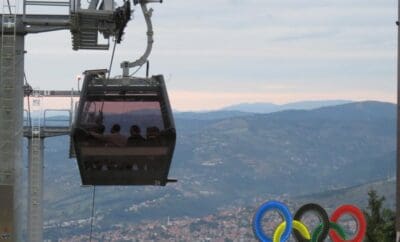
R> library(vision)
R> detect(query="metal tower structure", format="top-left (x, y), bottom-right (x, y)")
top-left (0, 0), bottom-right (23, 241)
top-left (0, 0), bottom-right (133, 240)
top-left (23, 90), bottom-right (77, 242)
top-left (27, 90), bottom-right (44, 242)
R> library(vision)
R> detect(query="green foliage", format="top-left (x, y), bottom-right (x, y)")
top-left (363, 189), bottom-right (395, 242)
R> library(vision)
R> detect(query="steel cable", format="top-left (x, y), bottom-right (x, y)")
top-left (89, 186), bottom-right (96, 242)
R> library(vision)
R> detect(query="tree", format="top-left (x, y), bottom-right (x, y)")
top-left (363, 189), bottom-right (395, 242)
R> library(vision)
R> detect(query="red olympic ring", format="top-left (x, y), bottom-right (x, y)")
top-left (329, 204), bottom-right (366, 242)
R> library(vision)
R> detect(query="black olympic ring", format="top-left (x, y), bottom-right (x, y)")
top-left (293, 203), bottom-right (330, 242)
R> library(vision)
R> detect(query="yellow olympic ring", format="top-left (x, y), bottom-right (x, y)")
top-left (273, 220), bottom-right (311, 242)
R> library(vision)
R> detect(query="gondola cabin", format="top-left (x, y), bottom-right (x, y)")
top-left (71, 69), bottom-right (176, 185)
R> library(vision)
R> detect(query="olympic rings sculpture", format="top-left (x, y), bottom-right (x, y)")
top-left (252, 201), bottom-right (366, 242)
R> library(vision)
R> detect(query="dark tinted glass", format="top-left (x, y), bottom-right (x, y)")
top-left (80, 100), bottom-right (164, 137)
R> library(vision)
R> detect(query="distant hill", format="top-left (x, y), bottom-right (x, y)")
top-left (37, 100), bottom-right (396, 239)
top-left (174, 110), bottom-right (250, 120)
top-left (222, 100), bottom-right (353, 113)
top-left (296, 178), bottom-right (395, 210)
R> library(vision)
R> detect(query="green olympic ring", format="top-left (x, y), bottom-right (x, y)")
top-left (311, 222), bottom-right (347, 242)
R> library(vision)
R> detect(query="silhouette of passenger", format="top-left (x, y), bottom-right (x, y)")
top-left (127, 125), bottom-right (145, 146)
top-left (146, 126), bottom-right (161, 145)
top-left (90, 123), bottom-right (127, 147)
top-left (107, 124), bottom-right (127, 147)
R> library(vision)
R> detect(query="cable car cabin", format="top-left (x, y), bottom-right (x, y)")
top-left (71, 69), bottom-right (176, 186)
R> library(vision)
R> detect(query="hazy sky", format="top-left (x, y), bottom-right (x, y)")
top-left (24, 0), bottom-right (397, 111)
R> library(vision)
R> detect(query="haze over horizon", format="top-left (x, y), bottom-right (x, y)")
top-left (23, 97), bottom-right (394, 112)
top-left (24, 0), bottom-right (396, 110)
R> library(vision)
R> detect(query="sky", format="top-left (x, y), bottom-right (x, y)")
top-left (23, 0), bottom-right (397, 111)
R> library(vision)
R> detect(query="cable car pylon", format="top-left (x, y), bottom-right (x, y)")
top-left (0, 0), bottom-right (134, 240)
top-left (0, 1), bottom-right (22, 240)
top-left (23, 89), bottom-right (77, 242)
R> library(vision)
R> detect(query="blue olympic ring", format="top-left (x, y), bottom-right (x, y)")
top-left (253, 201), bottom-right (293, 242)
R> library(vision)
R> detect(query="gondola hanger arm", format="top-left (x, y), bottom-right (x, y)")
top-left (121, 0), bottom-right (162, 77)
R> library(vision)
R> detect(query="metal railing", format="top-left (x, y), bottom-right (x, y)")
top-left (43, 109), bottom-right (72, 129)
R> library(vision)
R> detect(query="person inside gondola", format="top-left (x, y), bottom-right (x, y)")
top-left (146, 126), bottom-right (161, 146)
top-left (127, 125), bottom-right (146, 146)
top-left (93, 124), bottom-right (105, 141)
top-left (107, 124), bottom-right (127, 147)
top-left (90, 123), bottom-right (127, 147)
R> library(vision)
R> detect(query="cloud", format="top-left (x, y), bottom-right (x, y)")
top-left (22, 88), bottom-right (395, 112)
top-left (22, 0), bottom-right (397, 110)
top-left (169, 88), bottom-right (395, 111)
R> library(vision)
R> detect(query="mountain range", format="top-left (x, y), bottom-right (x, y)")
top-left (24, 100), bottom-right (396, 239)
top-left (174, 100), bottom-right (353, 120)
top-left (221, 100), bottom-right (352, 113)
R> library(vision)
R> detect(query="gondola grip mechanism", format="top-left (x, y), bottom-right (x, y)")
top-left (121, 0), bottom-right (160, 76)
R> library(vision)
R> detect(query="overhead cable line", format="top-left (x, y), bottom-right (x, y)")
top-left (101, 40), bottom-right (118, 112)
top-left (6, 0), bottom-right (12, 14)
top-left (89, 186), bottom-right (96, 242)
top-left (129, 62), bottom-right (145, 76)
top-left (107, 40), bottom-right (118, 79)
